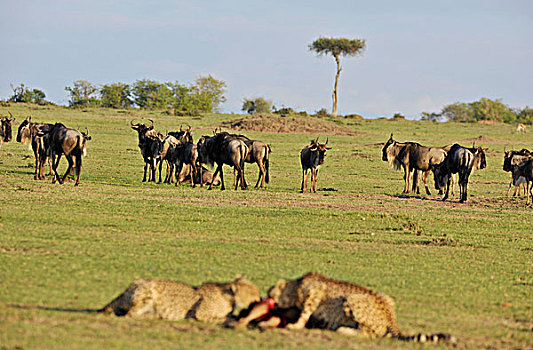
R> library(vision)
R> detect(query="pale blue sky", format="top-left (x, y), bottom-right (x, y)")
top-left (1, 0), bottom-right (531, 118)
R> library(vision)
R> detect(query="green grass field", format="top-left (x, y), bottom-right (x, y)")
top-left (0, 104), bottom-right (531, 349)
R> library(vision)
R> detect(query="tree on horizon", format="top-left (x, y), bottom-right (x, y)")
top-left (309, 37), bottom-right (366, 117)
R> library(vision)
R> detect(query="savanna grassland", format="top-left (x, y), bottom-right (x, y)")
top-left (0, 104), bottom-right (531, 350)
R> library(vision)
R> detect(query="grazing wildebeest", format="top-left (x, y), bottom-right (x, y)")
top-left (382, 134), bottom-right (447, 195)
top-left (197, 133), bottom-right (248, 191)
top-left (42, 123), bottom-right (91, 186)
top-left (430, 143), bottom-right (487, 203)
top-left (503, 147), bottom-right (532, 197)
top-left (512, 158), bottom-right (533, 205)
top-left (130, 119), bottom-right (164, 182)
top-left (300, 137), bottom-right (330, 193)
top-left (17, 117), bottom-right (55, 179)
top-left (0, 112), bottom-right (15, 149)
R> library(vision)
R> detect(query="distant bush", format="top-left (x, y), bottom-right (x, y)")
top-left (343, 113), bottom-right (364, 120)
top-left (9, 83), bottom-right (49, 105)
top-left (313, 108), bottom-right (330, 118)
top-left (274, 107), bottom-right (295, 117)
top-left (391, 113), bottom-right (406, 120)
top-left (242, 97), bottom-right (272, 114)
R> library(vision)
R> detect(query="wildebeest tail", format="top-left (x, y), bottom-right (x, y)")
top-left (265, 145), bottom-right (271, 184)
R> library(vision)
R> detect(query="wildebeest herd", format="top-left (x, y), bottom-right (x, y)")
top-left (1, 113), bottom-right (533, 205)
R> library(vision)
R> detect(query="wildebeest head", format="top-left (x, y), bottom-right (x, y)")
top-left (473, 147), bottom-right (487, 170)
top-left (1, 112), bottom-right (15, 143)
top-left (130, 119), bottom-right (155, 142)
top-left (429, 161), bottom-right (449, 191)
top-left (16, 116), bottom-right (33, 144)
top-left (309, 137), bottom-right (329, 165)
top-left (80, 127), bottom-right (92, 156)
top-left (381, 133), bottom-right (395, 162)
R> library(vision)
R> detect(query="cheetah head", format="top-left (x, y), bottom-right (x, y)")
top-left (230, 277), bottom-right (261, 309)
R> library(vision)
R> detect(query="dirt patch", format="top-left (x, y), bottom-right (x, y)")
top-left (219, 114), bottom-right (361, 136)
top-left (457, 135), bottom-right (508, 145)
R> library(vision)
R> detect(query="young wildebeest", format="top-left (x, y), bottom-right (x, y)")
top-left (503, 148), bottom-right (532, 197)
top-left (430, 144), bottom-right (487, 203)
top-left (42, 123), bottom-right (91, 186)
top-left (300, 137), bottom-right (330, 193)
top-left (0, 112), bottom-right (15, 149)
top-left (130, 119), bottom-right (163, 182)
top-left (513, 159), bottom-right (533, 205)
top-left (197, 133), bottom-right (248, 191)
top-left (382, 134), bottom-right (447, 195)
top-left (17, 117), bottom-right (55, 179)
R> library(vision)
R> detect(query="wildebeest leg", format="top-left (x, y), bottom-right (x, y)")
top-left (239, 164), bottom-right (246, 190)
top-left (74, 154), bottom-right (82, 186)
top-left (402, 166), bottom-right (410, 194)
top-left (157, 159), bottom-right (163, 183)
top-left (142, 158), bottom-right (148, 182)
top-left (255, 161), bottom-right (267, 188)
top-left (210, 164), bottom-right (224, 190)
top-left (234, 167), bottom-right (240, 190)
top-left (412, 169), bottom-right (420, 194)
top-left (312, 168), bottom-right (319, 193)
top-left (175, 161), bottom-right (183, 186)
top-left (33, 149), bottom-right (39, 180)
top-left (150, 158), bottom-right (157, 182)
top-left (459, 170), bottom-right (471, 203)
top-left (191, 163), bottom-right (197, 188)
top-left (301, 169), bottom-right (309, 193)
top-left (423, 170), bottom-right (431, 195)
top-left (60, 154), bottom-right (74, 184)
top-left (51, 153), bottom-right (62, 184)
top-left (527, 181), bottom-right (532, 205)
top-left (442, 176), bottom-right (450, 201)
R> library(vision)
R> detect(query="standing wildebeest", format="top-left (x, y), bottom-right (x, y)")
top-left (213, 130), bottom-right (271, 188)
top-left (503, 148), bottom-right (532, 197)
top-left (197, 132), bottom-right (248, 191)
top-left (174, 141), bottom-right (200, 187)
top-left (17, 117), bottom-right (55, 179)
top-left (300, 137), bottom-right (329, 193)
top-left (382, 134), bottom-right (447, 195)
top-left (130, 119), bottom-right (163, 182)
top-left (0, 112), bottom-right (15, 149)
top-left (42, 123), bottom-right (91, 186)
top-left (512, 159), bottom-right (533, 205)
top-left (430, 143), bottom-right (487, 203)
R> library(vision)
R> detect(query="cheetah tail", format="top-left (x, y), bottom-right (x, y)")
top-left (398, 332), bottom-right (456, 344)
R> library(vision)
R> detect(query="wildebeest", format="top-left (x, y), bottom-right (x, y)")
top-left (213, 129), bottom-right (271, 189)
top-left (197, 132), bottom-right (248, 191)
top-left (300, 137), bottom-right (329, 193)
top-left (0, 112), bottom-right (15, 149)
top-left (503, 148), bottom-right (532, 197)
top-left (512, 158), bottom-right (533, 205)
top-left (430, 143), bottom-right (487, 203)
top-left (177, 164), bottom-right (220, 187)
top-left (17, 116), bottom-right (55, 179)
top-left (41, 123), bottom-right (91, 186)
top-left (130, 119), bottom-right (163, 182)
top-left (382, 134), bottom-right (447, 195)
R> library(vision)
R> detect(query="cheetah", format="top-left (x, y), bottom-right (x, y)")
top-left (99, 277), bottom-right (260, 322)
top-left (268, 272), bottom-right (455, 343)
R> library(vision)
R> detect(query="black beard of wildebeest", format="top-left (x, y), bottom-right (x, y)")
top-left (196, 132), bottom-right (248, 191)
top-left (430, 143), bottom-right (486, 203)
top-left (17, 117), bottom-right (55, 179)
top-left (300, 137), bottom-right (330, 193)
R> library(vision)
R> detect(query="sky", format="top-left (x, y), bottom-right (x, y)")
top-left (1, 0), bottom-right (532, 118)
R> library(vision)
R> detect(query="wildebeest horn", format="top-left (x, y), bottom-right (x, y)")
top-left (180, 125), bottom-right (183, 132)
top-left (504, 145), bottom-right (507, 153)
top-left (148, 119), bottom-right (154, 126)
top-left (85, 127), bottom-right (89, 135)
top-left (325, 137), bottom-right (329, 145)
top-left (130, 119), bottom-right (137, 126)
top-left (187, 125), bottom-right (191, 131)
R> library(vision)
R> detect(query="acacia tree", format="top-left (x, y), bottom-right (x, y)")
top-left (309, 37), bottom-right (366, 116)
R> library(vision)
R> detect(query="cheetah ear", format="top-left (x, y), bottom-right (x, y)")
top-left (234, 274), bottom-right (247, 282)
top-left (275, 279), bottom-right (288, 290)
